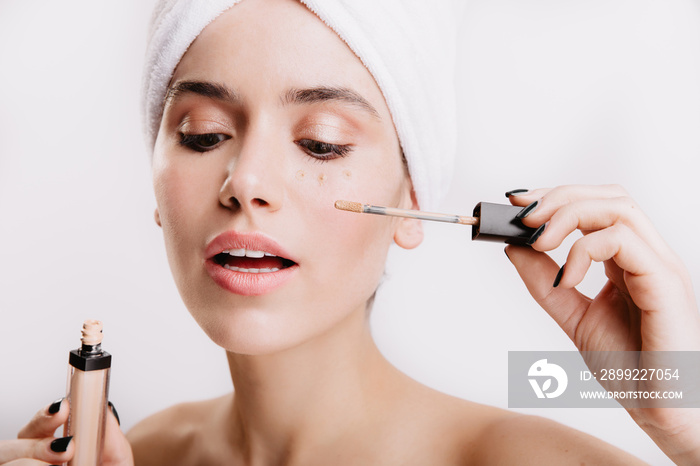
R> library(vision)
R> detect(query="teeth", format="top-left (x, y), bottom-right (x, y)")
top-left (223, 264), bottom-right (280, 273)
top-left (223, 249), bottom-right (273, 258)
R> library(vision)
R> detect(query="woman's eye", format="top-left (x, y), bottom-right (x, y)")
top-left (179, 133), bottom-right (230, 152)
top-left (295, 139), bottom-right (352, 161)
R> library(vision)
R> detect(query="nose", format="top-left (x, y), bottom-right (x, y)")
top-left (218, 132), bottom-right (285, 214)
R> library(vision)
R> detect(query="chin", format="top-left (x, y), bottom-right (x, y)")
top-left (187, 302), bottom-right (328, 356)
top-left (190, 311), bottom-right (288, 356)
top-left (177, 266), bottom-right (381, 356)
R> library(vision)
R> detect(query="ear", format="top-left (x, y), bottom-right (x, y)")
top-left (393, 188), bottom-right (423, 250)
top-left (154, 208), bottom-right (162, 227)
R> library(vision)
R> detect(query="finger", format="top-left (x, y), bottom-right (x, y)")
top-left (559, 224), bottom-right (652, 287)
top-left (505, 245), bottom-right (592, 342)
top-left (108, 402), bottom-right (120, 427)
top-left (103, 403), bottom-right (133, 466)
top-left (505, 187), bottom-right (551, 206)
top-left (560, 224), bottom-right (688, 310)
top-left (506, 184), bottom-right (627, 209)
top-left (518, 185), bottom-right (630, 228)
top-left (17, 399), bottom-right (68, 440)
top-left (509, 183), bottom-right (628, 209)
top-left (0, 436), bottom-right (73, 465)
top-left (602, 259), bottom-right (627, 294)
top-left (507, 184), bottom-right (630, 227)
top-left (529, 197), bottom-right (670, 257)
top-left (570, 224), bottom-right (700, 350)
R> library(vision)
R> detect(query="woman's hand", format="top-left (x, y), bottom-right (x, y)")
top-left (0, 398), bottom-right (133, 466)
top-left (504, 184), bottom-right (700, 465)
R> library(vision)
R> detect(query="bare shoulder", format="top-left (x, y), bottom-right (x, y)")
top-left (468, 409), bottom-right (648, 465)
top-left (398, 385), bottom-right (646, 465)
top-left (126, 394), bottom-right (231, 466)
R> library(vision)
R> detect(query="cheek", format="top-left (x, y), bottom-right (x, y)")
top-left (155, 166), bottom-right (197, 229)
top-left (153, 159), bottom-right (216, 269)
top-left (292, 163), bottom-right (402, 277)
top-left (295, 163), bottom-right (404, 219)
top-left (153, 149), bottom-right (221, 222)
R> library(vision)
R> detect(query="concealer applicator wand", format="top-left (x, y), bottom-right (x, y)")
top-left (334, 200), bottom-right (539, 245)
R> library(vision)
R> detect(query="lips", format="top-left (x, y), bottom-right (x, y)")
top-left (204, 231), bottom-right (298, 296)
top-left (212, 248), bottom-right (296, 273)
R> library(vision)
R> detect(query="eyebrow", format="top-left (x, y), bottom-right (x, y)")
top-left (164, 80), bottom-right (239, 106)
top-left (164, 80), bottom-right (380, 119)
top-left (282, 87), bottom-right (380, 119)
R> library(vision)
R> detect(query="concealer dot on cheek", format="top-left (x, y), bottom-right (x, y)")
top-left (343, 169), bottom-right (352, 180)
top-left (318, 173), bottom-right (326, 186)
top-left (296, 170), bottom-right (305, 181)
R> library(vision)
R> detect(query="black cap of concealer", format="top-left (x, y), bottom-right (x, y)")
top-left (471, 202), bottom-right (537, 245)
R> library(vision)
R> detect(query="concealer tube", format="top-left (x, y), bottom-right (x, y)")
top-left (64, 320), bottom-right (112, 466)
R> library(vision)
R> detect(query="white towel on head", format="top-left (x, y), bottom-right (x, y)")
top-left (143, 0), bottom-right (462, 210)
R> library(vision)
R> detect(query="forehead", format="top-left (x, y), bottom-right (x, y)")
top-left (170, 0), bottom-right (388, 117)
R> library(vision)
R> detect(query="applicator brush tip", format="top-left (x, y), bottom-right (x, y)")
top-left (335, 200), bottom-right (363, 213)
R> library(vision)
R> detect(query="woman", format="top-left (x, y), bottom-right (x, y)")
top-left (1, 0), bottom-right (699, 464)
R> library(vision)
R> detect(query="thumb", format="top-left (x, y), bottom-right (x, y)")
top-left (103, 403), bottom-right (133, 466)
top-left (505, 245), bottom-right (591, 342)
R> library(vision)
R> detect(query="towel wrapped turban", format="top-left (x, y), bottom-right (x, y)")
top-left (143, 0), bottom-right (461, 209)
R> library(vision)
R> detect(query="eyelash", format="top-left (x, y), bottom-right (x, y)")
top-left (295, 139), bottom-right (352, 161)
top-left (179, 133), bottom-right (230, 152)
top-left (178, 133), bottom-right (352, 161)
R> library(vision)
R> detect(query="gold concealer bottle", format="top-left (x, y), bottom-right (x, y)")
top-left (63, 320), bottom-right (111, 466)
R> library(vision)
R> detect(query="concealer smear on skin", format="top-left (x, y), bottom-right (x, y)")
top-left (296, 170), bottom-right (305, 181)
top-left (318, 173), bottom-right (326, 186)
top-left (343, 169), bottom-right (352, 180)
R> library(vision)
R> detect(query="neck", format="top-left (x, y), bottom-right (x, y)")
top-left (225, 307), bottom-right (402, 464)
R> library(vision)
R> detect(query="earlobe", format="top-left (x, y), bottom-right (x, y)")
top-left (394, 217), bottom-right (423, 249)
top-left (154, 208), bottom-right (162, 227)
top-left (394, 187), bottom-right (423, 249)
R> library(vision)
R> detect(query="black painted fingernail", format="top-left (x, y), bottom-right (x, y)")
top-left (50, 436), bottom-right (73, 452)
top-left (48, 398), bottom-right (63, 415)
top-left (526, 223), bottom-right (546, 245)
top-left (515, 200), bottom-right (539, 220)
top-left (553, 264), bottom-right (565, 288)
top-left (108, 401), bottom-right (120, 426)
top-left (505, 189), bottom-right (529, 197)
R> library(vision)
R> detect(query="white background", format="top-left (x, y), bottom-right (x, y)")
top-left (1, 1), bottom-right (699, 464)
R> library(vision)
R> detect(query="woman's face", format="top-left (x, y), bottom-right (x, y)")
top-left (152, 0), bottom-right (421, 354)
